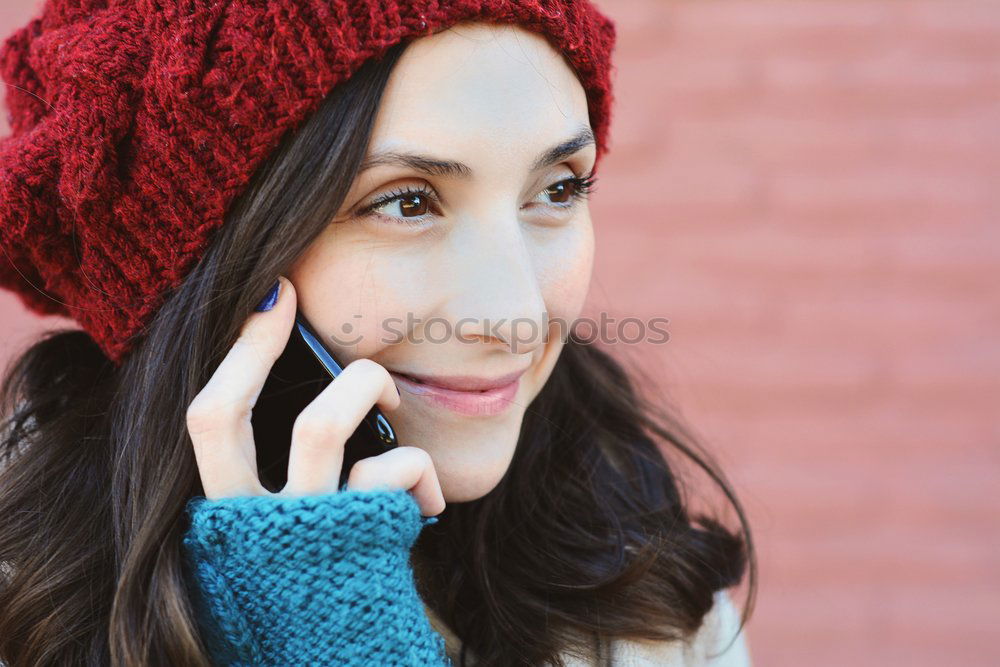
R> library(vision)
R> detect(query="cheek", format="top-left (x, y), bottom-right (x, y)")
top-left (536, 222), bottom-right (594, 325)
top-left (288, 234), bottom-right (430, 358)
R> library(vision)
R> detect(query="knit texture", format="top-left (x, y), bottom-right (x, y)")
top-left (182, 487), bottom-right (451, 666)
top-left (0, 0), bottom-right (617, 365)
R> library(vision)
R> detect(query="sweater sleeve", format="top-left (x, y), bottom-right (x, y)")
top-left (181, 487), bottom-right (452, 667)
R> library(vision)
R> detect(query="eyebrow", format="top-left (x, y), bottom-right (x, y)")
top-left (356, 126), bottom-right (596, 178)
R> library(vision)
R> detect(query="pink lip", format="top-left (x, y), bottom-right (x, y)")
top-left (390, 368), bottom-right (527, 392)
top-left (388, 369), bottom-right (526, 417)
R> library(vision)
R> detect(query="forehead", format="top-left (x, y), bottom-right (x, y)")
top-left (367, 22), bottom-right (591, 168)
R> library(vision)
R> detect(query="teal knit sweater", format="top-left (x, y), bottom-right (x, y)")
top-left (181, 488), bottom-right (452, 666)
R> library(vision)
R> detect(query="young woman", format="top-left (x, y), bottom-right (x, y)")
top-left (0, 2), bottom-right (755, 665)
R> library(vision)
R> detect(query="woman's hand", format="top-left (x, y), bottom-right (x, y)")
top-left (184, 275), bottom-right (445, 517)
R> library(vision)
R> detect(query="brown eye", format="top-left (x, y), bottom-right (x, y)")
top-left (398, 193), bottom-right (429, 217)
top-left (358, 185), bottom-right (438, 224)
top-left (536, 174), bottom-right (598, 210)
top-left (544, 180), bottom-right (575, 204)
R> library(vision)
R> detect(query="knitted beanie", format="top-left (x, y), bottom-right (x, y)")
top-left (0, 0), bottom-right (616, 365)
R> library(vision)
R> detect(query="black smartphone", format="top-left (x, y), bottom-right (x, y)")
top-left (250, 309), bottom-right (398, 492)
top-left (292, 311), bottom-right (398, 449)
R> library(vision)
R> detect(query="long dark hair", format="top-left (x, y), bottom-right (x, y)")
top-left (0, 35), bottom-right (755, 666)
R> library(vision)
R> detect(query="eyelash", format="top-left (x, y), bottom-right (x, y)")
top-left (356, 171), bottom-right (599, 225)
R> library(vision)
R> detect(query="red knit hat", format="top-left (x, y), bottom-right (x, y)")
top-left (0, 0), bottom-right (616, 365)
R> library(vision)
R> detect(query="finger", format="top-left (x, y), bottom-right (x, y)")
top-left (186, 276), bottom-right (296, 499)
top-left (284, 358), bottom-right (402, 496)
top-left (345, 446), bottom-right (446, 517)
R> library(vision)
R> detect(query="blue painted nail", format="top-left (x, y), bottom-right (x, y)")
top-left (254, 280), bottom-right (280, 312)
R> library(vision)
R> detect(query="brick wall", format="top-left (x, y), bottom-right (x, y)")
top-left (587, 2), bottom-right (1000, 666)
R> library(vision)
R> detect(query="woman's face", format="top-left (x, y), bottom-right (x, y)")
top-left (288, 22), bottom-right (596, 502)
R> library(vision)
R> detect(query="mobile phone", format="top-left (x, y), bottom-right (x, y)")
top-left (250, 309), bottom-right (398, 492)
top-left (292, 311), bottom-right (398, 450)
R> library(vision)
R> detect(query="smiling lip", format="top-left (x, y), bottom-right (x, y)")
top-left (388, 368), bottom-right (527, 417)
top-left (388, 369), bottom-right (527, 392)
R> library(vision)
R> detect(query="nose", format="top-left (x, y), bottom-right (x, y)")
top-left (439, 217), bottom-right (548, 355)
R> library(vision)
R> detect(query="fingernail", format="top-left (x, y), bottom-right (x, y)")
top-left (254, 280), bottom-right (281, 312)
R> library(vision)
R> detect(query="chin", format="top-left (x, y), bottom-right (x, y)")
top-left (434, 439), bottom-right (518, 503)
top-left (440, 475), bottom-right (504, 504)
top-left (390, 405), bottom-right (525, 504)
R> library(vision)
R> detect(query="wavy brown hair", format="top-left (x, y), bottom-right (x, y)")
top-left (0, 34), bottom-right (755, 667)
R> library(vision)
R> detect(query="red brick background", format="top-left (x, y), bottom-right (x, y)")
top-left (1, 2), bottom-right (998, 665)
